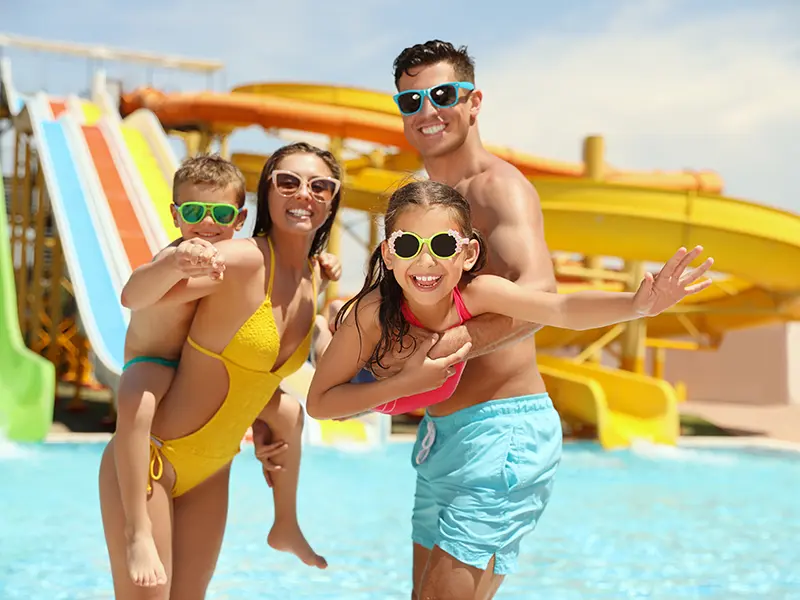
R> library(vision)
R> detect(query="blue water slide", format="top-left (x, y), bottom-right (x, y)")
top-left (29, 95), bottom-right (128, 375)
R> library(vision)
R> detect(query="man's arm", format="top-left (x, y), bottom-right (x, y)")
top-left (430, 172), bottom-right (557, 360)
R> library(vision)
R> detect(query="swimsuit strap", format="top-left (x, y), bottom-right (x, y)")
top-left (186, 334), bottom-right (224, 361)
top-left (400, 286), bottom-right (469, 328)
top-left (266, 237), bottom-right (276, 298)
top-left (452, 285), bottom-right (473, 323)
top-left (309, 257), bottom-right (317, 300)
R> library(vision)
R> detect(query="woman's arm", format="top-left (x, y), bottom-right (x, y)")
top-left (463, 246), bottom-right (713, 330)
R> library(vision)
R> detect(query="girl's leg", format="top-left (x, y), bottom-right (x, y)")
top-left (114, 362), bottom-right (175, 587)
top-left (99, 438), bottom-right (175, 599)
top-left (168, 465), bottom-right (232, 598)
top-left (259, 392), bottom-right (327, 568)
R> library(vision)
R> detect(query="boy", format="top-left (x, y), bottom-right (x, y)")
top-left (115, 154), bottom-right (336, 587)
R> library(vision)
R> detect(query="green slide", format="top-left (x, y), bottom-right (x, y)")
top-left (0, 180), bottom-right (55, 442)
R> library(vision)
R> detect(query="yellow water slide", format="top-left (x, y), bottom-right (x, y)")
top-left (119, 82), bottom-right (800, 449)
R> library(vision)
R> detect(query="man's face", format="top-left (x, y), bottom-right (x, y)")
top-left (395, 61), bottom-right (480, 159)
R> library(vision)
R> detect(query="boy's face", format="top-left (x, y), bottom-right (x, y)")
top-left (171, 182), bottom-right (247, 244)
top-left (396, 61), bottom-right (481, 160)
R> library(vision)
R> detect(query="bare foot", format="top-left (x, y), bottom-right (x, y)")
top-left (268, 520), bottom-right (327, 569)
top-left (126, 533), bottom-right (168, 587)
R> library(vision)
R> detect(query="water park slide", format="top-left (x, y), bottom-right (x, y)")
top-left (22, 94), bottom-right (134, 377)
top-left (0, 176), bottom-right (56, 441)
top-left (119, 83), bottom-right (800, 448)
top-left (120, 85), bottom-right (724, 193)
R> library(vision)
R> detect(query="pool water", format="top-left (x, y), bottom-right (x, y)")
top-left (1, 439), bottom-right (799, 599)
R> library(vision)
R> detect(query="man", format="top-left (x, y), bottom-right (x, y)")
top-left (386, 40), bottom-right (563, 599)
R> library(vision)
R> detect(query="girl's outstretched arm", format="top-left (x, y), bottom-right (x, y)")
top-left (462, 246), bottom-right (714, 331)
top-left (306, 291), bottom-right (470, 420)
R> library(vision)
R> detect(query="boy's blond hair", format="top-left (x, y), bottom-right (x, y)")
top-left (173, 154), bottom-right (247, 206)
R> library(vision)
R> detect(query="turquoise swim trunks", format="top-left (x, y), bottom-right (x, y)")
top-left (410, 393), bottom-right (563, 575)
top-left (122, 356), bottom-right (180, 372)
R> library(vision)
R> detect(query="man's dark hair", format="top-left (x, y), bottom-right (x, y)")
top-left (393, 40), bottom-right (475, 88)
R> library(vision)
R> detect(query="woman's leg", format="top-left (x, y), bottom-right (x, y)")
top-left (259, 392), bottom-right (327, 568)
top-left (114, 362), bottom-right (175, 587)
top-left (99, 438), bottom-right (176, 599)
top-left (168, 464), bottom-right (232, 599)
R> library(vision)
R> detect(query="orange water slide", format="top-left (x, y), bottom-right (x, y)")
top-left (81, 125), bottom-right (153, 270)
top-left (119, 86), bottom-right (723, 193)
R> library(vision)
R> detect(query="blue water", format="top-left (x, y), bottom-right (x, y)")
top-left (1, 440), bottom-right (799, 599)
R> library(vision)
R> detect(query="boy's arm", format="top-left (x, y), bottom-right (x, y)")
top-left (429, 174), bottom-right (557, 360)
top-left (120, 238), bottom-right (222, 310)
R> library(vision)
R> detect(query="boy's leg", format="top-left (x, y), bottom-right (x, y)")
top-left (114, 359), bottom-right (176, 587)
top-left (256, 390), bottom-right (327, 569)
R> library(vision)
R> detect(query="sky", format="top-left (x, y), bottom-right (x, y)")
top-left (2, 0), bottom-right (799, 293)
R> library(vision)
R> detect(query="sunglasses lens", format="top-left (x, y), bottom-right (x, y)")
top-left (275, 172), bottom-right (301, 194)
top-left (430, 233), bottom-right (458, 257)
top-left (180, 203), bottom-right (205, 223)
top-left (212, 205), bottom-right (237, 224)
top-left (430, 84), bottom-right (458, 107)
top-left (397, 91), bottom-right (422, 114)
top-left (309, 179), bottom-right (337, 201)
top-left (394, 233), bottom-right (421, 258)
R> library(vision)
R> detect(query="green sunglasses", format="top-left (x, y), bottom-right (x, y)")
top-left (388, 229), bottom-right (469, 260)
top-left (174, 202), bottom-right (241, 226)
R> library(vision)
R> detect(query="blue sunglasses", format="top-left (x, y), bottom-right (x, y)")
top-left (393, 81), bottom-right (475, 116)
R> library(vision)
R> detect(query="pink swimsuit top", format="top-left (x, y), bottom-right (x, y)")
top-left (372, 287), bottom-right (473, 415)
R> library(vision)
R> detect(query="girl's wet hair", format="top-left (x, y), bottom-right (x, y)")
top-left (253, 142), bottom-right (342, 258)
top-left (337, 179), bottom-right (486, 373)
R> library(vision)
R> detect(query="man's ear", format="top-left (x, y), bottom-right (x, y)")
top-left (468, 88), bottom-right (483, 124)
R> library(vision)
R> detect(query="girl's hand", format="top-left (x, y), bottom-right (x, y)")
top-left (397, 334), bottom-right (472, 394)
top-left (633, 246), bottom-right (714, 317)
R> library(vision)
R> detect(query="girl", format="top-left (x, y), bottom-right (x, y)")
top-left (306, 179), bottom-right (713, 420)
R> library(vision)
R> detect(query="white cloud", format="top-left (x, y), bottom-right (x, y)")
top-left (476, 2), bottom-right (800, 211)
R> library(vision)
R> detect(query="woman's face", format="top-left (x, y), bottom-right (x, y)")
top-left (267, 153), bottom-right (339, 237)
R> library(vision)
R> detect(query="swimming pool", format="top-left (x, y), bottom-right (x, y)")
top-left (1, 438), bottom-right (798, 599)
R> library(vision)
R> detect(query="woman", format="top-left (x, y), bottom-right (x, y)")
top-left (98, 142), bottom-right (342, 599)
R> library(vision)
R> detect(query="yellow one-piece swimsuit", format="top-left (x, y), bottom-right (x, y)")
top-left (148, 237), bottom-right (316, 498)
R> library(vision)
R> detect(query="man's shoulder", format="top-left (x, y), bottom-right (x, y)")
top-left (466, 157), bottom-right (539, 208)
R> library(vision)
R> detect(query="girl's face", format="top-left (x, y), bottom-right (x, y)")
top-left (381, 205), bottom-right (480, 306)
top-left (267, 153), bottom-right (339, 237)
